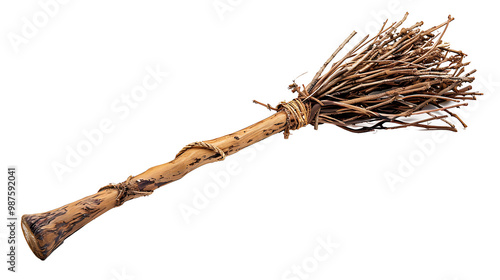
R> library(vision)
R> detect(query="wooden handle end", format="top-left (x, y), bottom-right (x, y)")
top-left (21, 190), bottom-right (118, 260)
top-left (21, 214), bottom-right (50, 260)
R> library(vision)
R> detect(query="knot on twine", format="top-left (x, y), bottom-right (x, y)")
top-left (277, 98), bottom-right (310, 139)
top-left (176, 141), bottom-right (226, 161)
top-left (253, 98), bottom-right (310, 139)
top-left (98, 176), bottom-right (154, 207)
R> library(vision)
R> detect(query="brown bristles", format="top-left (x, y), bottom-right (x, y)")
top-left (289, 13), bottom-right (480, 133)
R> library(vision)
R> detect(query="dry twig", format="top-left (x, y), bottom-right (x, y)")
top-left (279, 13), bottom-right (480, 133)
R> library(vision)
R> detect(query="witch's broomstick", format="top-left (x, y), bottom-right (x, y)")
top-left (22, 13), bottom-right (480, 260)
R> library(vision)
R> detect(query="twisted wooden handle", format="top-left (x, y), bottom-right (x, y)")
top-left (22, 111), bottom-right (288, 260)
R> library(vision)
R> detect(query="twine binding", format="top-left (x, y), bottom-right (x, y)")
top-left (176, 141), bottom-right (226, 161)
top-left (254, 98), bottom-right (310, 139)
top-left (277, 99), bottom-right (310, 139)
top-left (98, 176), bottom-right (154, 207)
top-left (101, 142), bottom-right (226, 207)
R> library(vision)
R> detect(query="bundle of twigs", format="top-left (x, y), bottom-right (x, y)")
top-left (256, 13), bottom-right (477, 135)
top-left (22, 13), bottom-right (479, 260)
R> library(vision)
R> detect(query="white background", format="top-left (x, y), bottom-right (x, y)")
top-left (1, 0), bottom-right (499, 279)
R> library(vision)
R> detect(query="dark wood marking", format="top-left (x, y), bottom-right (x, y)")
top-left (155, 179), bottom-right (173, 187)
top-left (22, 191), bottom-right (117, 260)
top-left (22, 111), bottom-right (288, 260)
top-left (189, 158), bottom-right (201, 166)
top-left (136, 178), bottom-right (155, 191)
top-left (207, 154), bottom-right (220, 160)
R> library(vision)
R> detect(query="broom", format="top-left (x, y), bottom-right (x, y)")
top-left (22, 13), bottom-right (480, 260)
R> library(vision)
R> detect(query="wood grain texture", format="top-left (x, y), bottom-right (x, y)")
top-left (22, 111), bottom-right (288, 260)
top-left (21, 189), bottom-right (117, 260)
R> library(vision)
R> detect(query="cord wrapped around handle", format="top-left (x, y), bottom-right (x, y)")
top-left (22, 109), bottom-right (295, 260)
